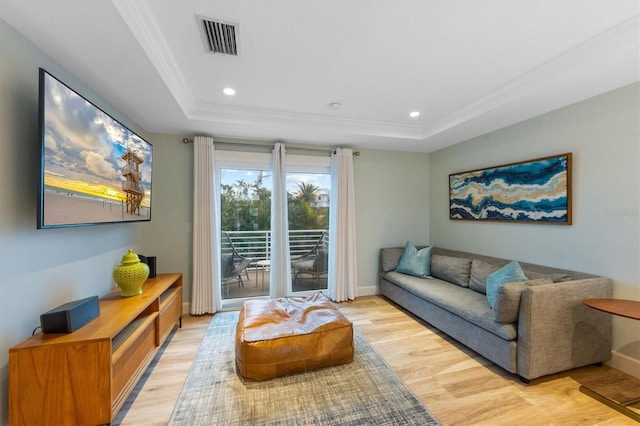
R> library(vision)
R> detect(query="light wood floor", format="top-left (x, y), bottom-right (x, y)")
top-left (115, 296), bottom-right (638, 425)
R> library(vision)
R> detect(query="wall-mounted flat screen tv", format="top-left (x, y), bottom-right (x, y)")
top-left (37, 68), bottom-right (152, 229)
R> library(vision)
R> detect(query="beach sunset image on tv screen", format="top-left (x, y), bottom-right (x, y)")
top-left (39, 69), bottom-right (152, 228)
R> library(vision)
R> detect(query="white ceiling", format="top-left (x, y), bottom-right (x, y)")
top-left (2, 1), bottom-right (639, 153)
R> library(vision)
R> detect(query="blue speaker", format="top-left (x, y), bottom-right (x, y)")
top-left (40, 295), bottom-right (100, 333)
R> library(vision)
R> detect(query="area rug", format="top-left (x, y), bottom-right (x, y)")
top-left (168, 311), bottom-right (440, 425)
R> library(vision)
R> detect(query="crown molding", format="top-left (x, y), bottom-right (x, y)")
top-left (422, 15), bottom-right (639, 142)
top-left (187, 101), bottom-right (423, 139)
top-left (112, 0), bottom-right (193, 109)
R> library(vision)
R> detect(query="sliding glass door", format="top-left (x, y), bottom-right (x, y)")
top-left (217, 151), bottom-right (330, 302)
top-left (218, 152), bottom-right (271, 301)
top-left (287, 168), bottom-right (330, 293)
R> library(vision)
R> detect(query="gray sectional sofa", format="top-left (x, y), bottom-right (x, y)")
top-left (378, 246), bottom-right (613, 381)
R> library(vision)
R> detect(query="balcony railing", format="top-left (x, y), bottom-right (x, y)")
top-left (224, 229), bottom-right (328, 261)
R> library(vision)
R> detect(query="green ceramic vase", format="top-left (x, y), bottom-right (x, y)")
top-left (113, 249), bottom-right (150, 297)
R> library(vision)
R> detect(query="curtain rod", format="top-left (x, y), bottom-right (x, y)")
top-left (181, 138), bottom-right (360, 156)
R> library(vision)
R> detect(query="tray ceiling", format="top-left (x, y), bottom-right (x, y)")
top-left (1, 0), bottom-right (638, 152)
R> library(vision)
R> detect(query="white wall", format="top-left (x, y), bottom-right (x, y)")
top-left (429, 83), bottom-right (640, 376)
top-left (0, 20), bottom-right (151, 424)
top-left (353, 149), bottom-right (430, 293)
top-left (139, 133), bottom-right (193, 306)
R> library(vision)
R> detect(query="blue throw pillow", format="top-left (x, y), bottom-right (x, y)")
top-left (395, 242), bottom-right (432, 278)
top-left (486, 260), bottom-right (528, 309)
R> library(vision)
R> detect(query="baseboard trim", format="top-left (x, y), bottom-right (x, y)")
top-left (357, 285), bottom-right (378, 297)
top-left (606, 350), bottom-right (640, 378)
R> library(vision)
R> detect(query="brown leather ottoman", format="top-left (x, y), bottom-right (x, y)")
top-left (235, 292), bottom-right (354, 381)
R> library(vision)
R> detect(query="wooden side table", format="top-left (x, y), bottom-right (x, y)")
top-left (580, 298), bottom-right (640, 422)
top-left (583, 298), bottom-right (640, 320)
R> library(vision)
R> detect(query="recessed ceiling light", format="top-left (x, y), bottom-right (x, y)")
top-left (409, 111), bottom-right (420, 118)
top-left (329, 102), bottom-right (341, 110)
top-left (223, 87), bottom-right (236, 96)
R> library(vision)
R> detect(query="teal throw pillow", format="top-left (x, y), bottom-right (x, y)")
top-left (395, 242), bottom-right (432, 278)
top-left (486, 260), bottom-right (528, 309)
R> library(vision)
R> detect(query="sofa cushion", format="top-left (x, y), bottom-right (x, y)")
top-left (383, 271), bottom-right (517, 340)
top-left (492, 278), bottom-right (553, 323)
top-left (395, 242), bottom-right (432, 278)
top-left (469, 259), bottom-right (508, 294)
top-left (431, 255), bottom-right (472, 287)
top-left (381, 247), bottom-right (405, 272)
top-left (486, 261), bottom-right (528, 309)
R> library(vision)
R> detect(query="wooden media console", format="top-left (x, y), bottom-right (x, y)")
top-left (9, 273), bottom-right (183, 426)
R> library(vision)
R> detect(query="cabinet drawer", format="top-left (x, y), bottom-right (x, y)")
top-left (159, 288), bottom-right (182, 344)
top-left (112, 319), bottom-right (157, 408)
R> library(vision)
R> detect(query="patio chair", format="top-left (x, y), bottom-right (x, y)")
top-left (221, 232), bottom-right (252, 296)
top-left (291, 232), bottom-right (329, 286)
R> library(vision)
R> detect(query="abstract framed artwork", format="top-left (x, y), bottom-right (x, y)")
top-left (449, 153), bottom-right (572, 224)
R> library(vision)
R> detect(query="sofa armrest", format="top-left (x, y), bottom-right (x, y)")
top-left (517, 277), bottom-right (613, 380)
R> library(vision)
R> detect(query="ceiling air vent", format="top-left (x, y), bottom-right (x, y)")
top-left (202, 18), bottom-right (238, 56)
